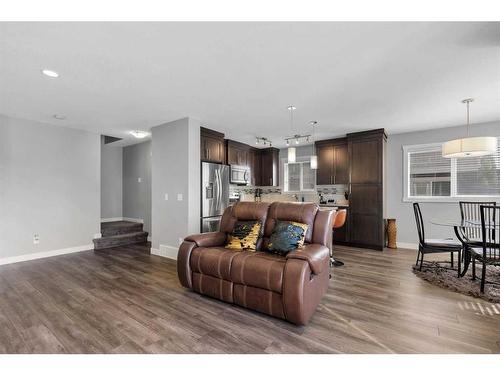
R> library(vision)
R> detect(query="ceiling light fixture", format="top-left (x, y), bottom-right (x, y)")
top-left (53, 114), bottom-right (66, 120)
top-left (255, 137), bottom-right (272, 147)
top-left (442, 98), bottom-right (497, 158)
top-left (41, 69), bottom-right (59, 78)
top-left (310, 121), bottom-right (318, 170)
top-left (130, 130), bottom-right (150, 139)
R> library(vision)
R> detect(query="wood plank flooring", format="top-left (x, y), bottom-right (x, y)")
top-left (0, 244), bottom-right (499, 353)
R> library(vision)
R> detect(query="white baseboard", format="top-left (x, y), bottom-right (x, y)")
top-left (101, 217), bottom-right (144, 224)
top-left (396, 242), bottom-right (418, 250)
top-left (0, 244), bottom-right (93, 266)
top-left (147, 236), bottom-right (151, 242)
top-left (151, 244), bottom-right (178, 260)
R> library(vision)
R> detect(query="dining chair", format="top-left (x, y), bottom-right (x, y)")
top-left (413, 203), bottom-right (462, 275)
top-left (472, 205), bottom-right (500, 293)
top-left (459, 201), bottom-right (496, 280)
top-left (331, 209), bottom-right (347, 267)
top-left (459, 201), bottom-right (497, 242)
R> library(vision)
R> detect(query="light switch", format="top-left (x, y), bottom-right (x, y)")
top-left (177, 193), bottom-right (183, 201)
top-left (137, 177), bottom-right (142, 183)
top-left (164, 193), bottom-right (169, 201)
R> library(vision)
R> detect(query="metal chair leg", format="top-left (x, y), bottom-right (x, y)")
top-left (451, 252), bottom-right (454, 268)
top-left (457, 249), bottom-right (462, 277)
top-left (415, 250), bottom-right (421, 266)
top-left (419, 252), bottom-right (424, 271)
top-left (472, 257), bottom-right (476, 280)
top-left (480, 261), bottom-right (486, 293)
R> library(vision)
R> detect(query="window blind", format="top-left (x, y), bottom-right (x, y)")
top-left (408, 149), bottom-right (451, 197)
top-left (456, 140), bottom-right (500, 196)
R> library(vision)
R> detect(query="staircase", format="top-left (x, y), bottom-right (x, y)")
top-left (93, 221), bottom-right (148, 250)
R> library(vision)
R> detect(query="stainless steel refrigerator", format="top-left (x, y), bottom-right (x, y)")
top-left (201, 162), bottom-right (229, 233)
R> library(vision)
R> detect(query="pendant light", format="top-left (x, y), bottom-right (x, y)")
top-left (442, 99), bottom-right (497, 158)
top-left (310, 121), bottom-right (318, 169)
top-left (287, 105), bottom-right (296, 163)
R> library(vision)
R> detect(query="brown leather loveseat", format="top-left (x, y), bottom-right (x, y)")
top-left (177, 202), bottom-right (333, 325)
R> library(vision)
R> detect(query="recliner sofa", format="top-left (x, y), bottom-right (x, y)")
top-left (177, 202), bottom-right (333, 325)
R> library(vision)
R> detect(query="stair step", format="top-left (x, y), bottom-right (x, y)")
top-left (101, 221), bottom-right (143, 237)
top-left (93, 231), bottom-right (148, 250)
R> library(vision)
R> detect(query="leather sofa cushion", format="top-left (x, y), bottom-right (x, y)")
top-left (220, 202), bottom-right (270, 238)
top-left (230, 251), bottom-right (286, 293)
top-left (265, 202), bottom-right (318, 243)
top-left (192, 272), bottom-right (233, 303)
top-left (190, 246), bottom-right (242, 280)
top-left (233, 284), bottom-right (285, 319)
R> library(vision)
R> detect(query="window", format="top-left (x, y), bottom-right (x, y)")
top-left (284, 161), bottom-right (315, 192)
top-left (403, 140), bottom-right (500, 200)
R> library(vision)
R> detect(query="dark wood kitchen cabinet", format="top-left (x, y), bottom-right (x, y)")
top-left (315, 138), bottom-right (349, 185)
top-left (260, 147), bottom-right (280, 186)
top-left (226, 140), bottom-right (250, 167)
top-left (347, 129), bottom-right (386, 250)
top-left (201, 127), bottom-right (225, 164)
top-left (316, 142), bottom-right (334, 185)
top-left (249, 148), bottom-right (261, 186)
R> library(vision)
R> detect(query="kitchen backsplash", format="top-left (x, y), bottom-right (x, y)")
top-left (229, 184), bottom-right (348, 204)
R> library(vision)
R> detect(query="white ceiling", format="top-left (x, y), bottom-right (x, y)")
top-left (1, 22), bottom-right (499, 147)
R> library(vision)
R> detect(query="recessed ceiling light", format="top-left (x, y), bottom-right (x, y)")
top-left (53, 114), bottom-right (66, 120)
top-left (41, 69), bottom-right (59, 78)
top-left (130, 130), bottom-right (149, 139)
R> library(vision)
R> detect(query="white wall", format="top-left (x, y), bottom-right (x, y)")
top-left (101, 139), bottom-right (123, 219)
top-left (386, 120), bottom-right (500, 247)
top-left (151, 117), bottom-right (200, 258)
top-left (122, 140), bottom-right (152, 234)
top-left (0, 115), bottom-right (100, 260)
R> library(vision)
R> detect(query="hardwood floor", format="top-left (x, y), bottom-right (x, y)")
top-left (0, 244), bottom-right (499, 353)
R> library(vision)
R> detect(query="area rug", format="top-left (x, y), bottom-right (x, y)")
top-left (412, 262), bottom-right (500, 303)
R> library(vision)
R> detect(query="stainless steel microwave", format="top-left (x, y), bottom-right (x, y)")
top-left (229, 165), bottom-right (250, 185)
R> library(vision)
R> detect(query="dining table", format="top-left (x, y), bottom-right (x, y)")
top-left (431, 219), bottom-right (495, 277)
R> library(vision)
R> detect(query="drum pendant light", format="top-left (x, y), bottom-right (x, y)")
top-left (442, 99), bottom-right (497, 158)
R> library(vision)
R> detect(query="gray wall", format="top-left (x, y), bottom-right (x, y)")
top-left (0, 115), bottom-right (100, 258)
top-left (123, 141), bottom-right (152, 234)
top-left (386, 120), bottom-right (500, 246)
top-left (151, 117), bottom-right (200, 254)
top-left (101, 139), bottom-right (123, 219)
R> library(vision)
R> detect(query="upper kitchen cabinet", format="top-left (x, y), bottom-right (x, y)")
top-left (349, 133), bottom-right (383, 184)
top-left (249, 148), bottom-right (261, 186)
top-left (316, 142), bottom-right (334, 185)
top-left (315, 138), bottom-right (349, 185)
top-left (260, 147), bottom-right (280, 186)
top-left (333, 143), bottom-right (349, 184)
top-left (201, 127), bottom-right (225, 164)
top-left (226, 140), bottom-right (250, 166)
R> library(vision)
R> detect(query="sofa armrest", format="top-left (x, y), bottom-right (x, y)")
top-left (184, 231), bottom-right (226, 247)
top-left (286, 244), bottom-right (329, 275)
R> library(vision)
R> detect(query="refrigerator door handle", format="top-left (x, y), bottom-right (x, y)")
top-left (215, 169), bottom-right (221, 212)
top-left (218, 168), bottom-right (223, 211)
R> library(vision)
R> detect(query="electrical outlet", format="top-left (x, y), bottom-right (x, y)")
top-left (177, 193), bottom-right (183, 201)
top-left (137, 177), bottom-right (142, 183)
top-left (164, 193), bottom-right (169, 201)
top-left (178, 237), bottom-right (183, 245)
top-left (33, 234), bottom-right (40, 245)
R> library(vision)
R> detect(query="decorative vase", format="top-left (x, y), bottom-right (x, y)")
top-left (386, 218), bottom-right (397, 249)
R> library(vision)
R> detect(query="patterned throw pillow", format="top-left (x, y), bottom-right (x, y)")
top-left (267, 221), bottom-right (309, 255)
top-left (225, 220), bottom-right (262, 251)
